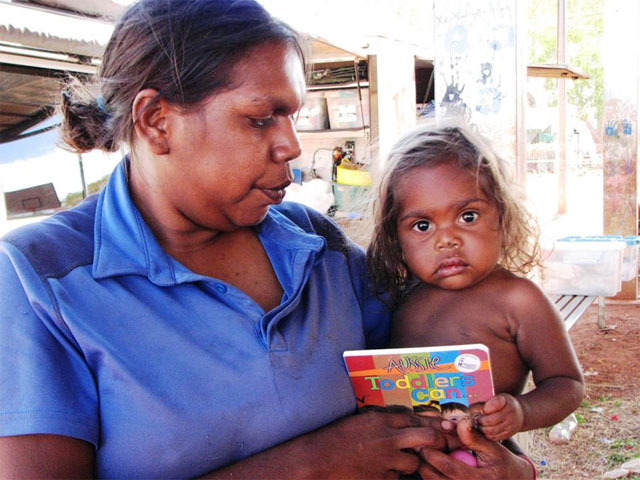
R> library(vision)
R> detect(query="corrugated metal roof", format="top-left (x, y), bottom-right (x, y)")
top-left (0, 1), bottom-right (122, 143)
top-left (0, 2), bottom-right (113, 57)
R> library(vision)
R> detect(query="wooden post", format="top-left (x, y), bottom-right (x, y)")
top-left (602, 0), bottom-right (639, 300)
top-left (368, 42), bottom-right (417, 168)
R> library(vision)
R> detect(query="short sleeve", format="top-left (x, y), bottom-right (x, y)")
top-left (344, 240), bottom-right (391, 349)
top-left (0, 242), bottom-right (99, 445)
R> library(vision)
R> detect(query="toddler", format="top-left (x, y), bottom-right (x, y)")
top-left (367, 124), bottom-right (584, 442)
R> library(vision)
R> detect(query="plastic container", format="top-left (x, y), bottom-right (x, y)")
top-left (325, 88), bottom-right (370, 129)
top-left (540, 239), bottom-right (625, 296)
top-left (295, 91), bottom-right (329, 131)
top-left (623, 235), bottom-right (640, 280)
top-left (336, 164), bottom-right (371, 186)
top-left (549, 413), bottom-right (578, 445)
top-left (559, 235), bottom-right (639, 282)
top-left (332, 183), bottom-right (369, 214)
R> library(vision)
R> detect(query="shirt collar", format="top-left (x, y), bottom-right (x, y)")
top-left (92, 158), bottom-right (326, 285)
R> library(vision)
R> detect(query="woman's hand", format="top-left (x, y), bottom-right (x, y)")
top-left (418, 418), bottom-right (535, 480)
top-left (207, 412), bottom-right (455, 479)
top-left (307, 411), bottom-right (455, 478)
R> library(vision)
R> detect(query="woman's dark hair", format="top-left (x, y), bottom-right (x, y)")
top-left (59, 0), bottom-right (306, 152)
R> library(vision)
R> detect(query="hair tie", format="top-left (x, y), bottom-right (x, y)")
top-left (96, 96), bottom-right (109, 115)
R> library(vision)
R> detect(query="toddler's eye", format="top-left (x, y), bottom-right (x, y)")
top-left (460, 211), bottom-right (479, 224)
top-left (411, 220), bottom-right (431, 232)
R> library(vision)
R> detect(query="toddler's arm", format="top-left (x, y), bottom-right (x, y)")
top-left (477, 279), bottom-right (584, 441)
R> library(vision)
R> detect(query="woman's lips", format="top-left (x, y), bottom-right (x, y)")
top-left (259, 183), bottom-right (289, 204)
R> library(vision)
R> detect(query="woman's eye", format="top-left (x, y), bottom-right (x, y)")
top-left (411, 220), bottom-right (431, 232)
top-left (460, 211), bottom-right (479, 224)
top-left (251, 116), bottom-right (275, 128)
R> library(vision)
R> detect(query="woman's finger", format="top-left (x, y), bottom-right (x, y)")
top-left (420, 447), bottom-right (476, 479)
top-left (417, 450), bottom-right (447, 479)
top-left (456, 417), bottom-right (502, 457)
top-left (394, 425), bottom-right (449, 452)
top-left (386, 413), bottom-right (454, 451)
top-left (393, 450), bottom-right (421, 475)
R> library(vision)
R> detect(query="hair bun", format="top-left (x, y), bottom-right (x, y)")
top-left (58, 85), bottom-right (117, 153)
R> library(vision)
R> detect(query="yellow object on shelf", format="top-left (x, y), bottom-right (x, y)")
top-left (336, 164), bottom-right (371, 186)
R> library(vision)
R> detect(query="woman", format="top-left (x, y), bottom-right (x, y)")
top-left (0, 0), bottom-right (535, 478)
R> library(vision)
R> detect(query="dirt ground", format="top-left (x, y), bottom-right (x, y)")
top-left (529, 301), bottom-right (640, 479)
top-left (570, 302), bottom-right (640, 399)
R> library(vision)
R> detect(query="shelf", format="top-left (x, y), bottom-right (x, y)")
top-left (309, 36), bottom-right (366, 64)
top-left (527, 64), bottom-right (590, 81)
top-left (307, 81), bottom-right (369, 91)
top-left (297, 128), bottom-right (368, 139)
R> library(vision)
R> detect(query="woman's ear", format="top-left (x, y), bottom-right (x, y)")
top-left (131, 88), bottom-right (170, 155)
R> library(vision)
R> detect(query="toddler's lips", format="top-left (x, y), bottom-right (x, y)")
top-left (435, 258), bottom-right (468, 277)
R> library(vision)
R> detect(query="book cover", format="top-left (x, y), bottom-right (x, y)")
top-left (343, 344), bottom-right (494, 414)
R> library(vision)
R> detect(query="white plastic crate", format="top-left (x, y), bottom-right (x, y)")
top-left (559, 235), bottom-right (639, 282)
top-left (540, 240), bottom-right (625, 296)
top-left (621, 236), bottom-right (640, 281)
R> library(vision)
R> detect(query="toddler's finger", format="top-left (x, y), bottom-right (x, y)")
top-left (481, 394), bottom-right (506, 415)
top-left (476, 412), bottom-right (501, 427)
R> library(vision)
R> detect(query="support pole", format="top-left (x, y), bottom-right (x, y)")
top-left (557, 0), bottom-right (567, 214)
top-left (77, 153), bottom-right (88, 199)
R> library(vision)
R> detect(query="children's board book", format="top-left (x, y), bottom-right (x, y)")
top-left (343, 344), bottom-right (494, 413)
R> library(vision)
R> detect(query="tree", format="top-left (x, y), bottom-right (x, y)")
top-left (528, 0), bottom-right (604, 152)
top-left (62, 174), bottom-right (110, 208)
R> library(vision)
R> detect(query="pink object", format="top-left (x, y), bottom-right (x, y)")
top-left (449, 449), bottom-right (478, 467)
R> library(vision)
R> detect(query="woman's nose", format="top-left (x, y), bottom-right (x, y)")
top-left (272, 116), bottom-right (302, 164)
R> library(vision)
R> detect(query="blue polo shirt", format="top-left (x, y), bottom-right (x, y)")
top-left (0, 160), bottom-right (390, 478)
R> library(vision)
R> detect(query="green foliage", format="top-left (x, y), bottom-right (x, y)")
top-left (62, 174), bottom-right (110, 208)
top-left (607, 437), bottom-right (640, 467)
top-left (528, 0), bottom-right (604, 138)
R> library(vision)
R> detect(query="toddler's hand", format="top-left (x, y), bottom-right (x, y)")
top-left (476, 393), bottom-right (524, 441)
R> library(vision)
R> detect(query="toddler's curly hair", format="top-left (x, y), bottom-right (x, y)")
top-left (367, 124), bottom-right (541, 305)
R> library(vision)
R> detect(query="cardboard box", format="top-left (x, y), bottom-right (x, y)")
top-left (295, 91), bottom-right (329, 131)
top-left (325, 88), bottom-right (370, 129)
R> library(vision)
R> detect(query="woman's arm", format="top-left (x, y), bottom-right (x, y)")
top-left (0, 413), bottom-right (450, 480)
top-left (0, 435), bottom-right (95, 479)
top-left (203, 412), bottom-right (453, 479)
